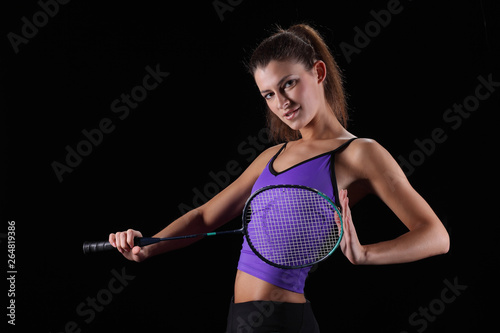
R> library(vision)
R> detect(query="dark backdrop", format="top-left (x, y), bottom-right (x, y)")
top-left (3, 0), bottom-right (499, 332)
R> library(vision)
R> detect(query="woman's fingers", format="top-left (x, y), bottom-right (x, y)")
top-left (109, 233), bottom-right (116, 247)
top-left (126, 229), bottom-right (136, 249)
top-left (112, 231), bottom-right (130, 253)
top-left (108, 230), bottom-right (145, 262)
top-left (340, 189), bottom-right (349, 228)
top-left (109, 229), bottom-right (143, 255)
top-left (131, 245), bottom-right (142, 255)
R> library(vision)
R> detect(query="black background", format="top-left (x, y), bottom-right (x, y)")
top-left (3, 0), bottom-right (499, 332)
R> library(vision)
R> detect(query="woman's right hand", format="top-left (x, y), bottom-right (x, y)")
top-left (109, 229), bottom-right (148, 262)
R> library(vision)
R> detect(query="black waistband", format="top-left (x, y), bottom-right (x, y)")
top-left (226, 297), bottom-right (320, 333)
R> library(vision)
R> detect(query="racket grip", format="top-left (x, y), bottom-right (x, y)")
top-left (83, 237), bottom-right (161, 254)
top-left (82, 241), bottom-right (115, 254)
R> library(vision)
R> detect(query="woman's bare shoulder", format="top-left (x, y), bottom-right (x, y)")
top-left (342, 138), bottom-right (406, 184)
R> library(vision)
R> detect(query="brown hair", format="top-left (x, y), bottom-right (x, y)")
top-left (248, 24), bottom-right (348, 143)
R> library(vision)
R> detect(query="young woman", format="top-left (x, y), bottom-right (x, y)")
top-left (109, 24), bottom-right (450, 332)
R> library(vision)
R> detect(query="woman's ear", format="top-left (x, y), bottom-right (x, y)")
top-left (313, 60), bottom-right (327, 84)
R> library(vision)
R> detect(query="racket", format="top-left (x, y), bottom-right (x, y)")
top-left (83, 184), bottom-right (343, 269)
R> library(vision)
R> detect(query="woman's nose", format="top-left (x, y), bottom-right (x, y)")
top-left (276, 92), bottom-right (290, 110)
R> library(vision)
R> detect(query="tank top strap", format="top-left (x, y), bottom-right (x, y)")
top-left (276, 142), bottom-right (287, 155)
top-left (330, 137), bottom-right (358, 154)
top-left (329, 137), bottom-right (359, 210)
top-left (268, 142), bottom-right (288, 165)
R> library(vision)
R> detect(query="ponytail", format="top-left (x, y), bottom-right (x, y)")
top-left (248, 24), bottom-right (348, 143)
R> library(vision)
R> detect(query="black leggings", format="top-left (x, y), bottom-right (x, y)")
top-left (226, 298), bottom-right (320, 333)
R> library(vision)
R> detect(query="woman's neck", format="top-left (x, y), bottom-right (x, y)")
top-left (299, 105), bottom-right (347, 141)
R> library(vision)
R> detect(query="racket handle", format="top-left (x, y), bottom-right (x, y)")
top-left (83, 237), bottom-right (161, 254)
top-left (82, 241), bottom-right (115, 254)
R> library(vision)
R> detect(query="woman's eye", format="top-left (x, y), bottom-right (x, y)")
top-left (264, 93), bottom-right (274, 100)
top-left (284, 79), bottom-right (296, 89)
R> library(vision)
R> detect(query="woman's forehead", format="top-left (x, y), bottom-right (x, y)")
top-left (254, 60), bottom-right (307, 88)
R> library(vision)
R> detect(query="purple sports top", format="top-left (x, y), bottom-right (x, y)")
top-left (237, 138), bottom-right (358, 293)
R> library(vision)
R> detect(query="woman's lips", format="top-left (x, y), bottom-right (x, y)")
top-left (284, 107), bottom-right (300, 120)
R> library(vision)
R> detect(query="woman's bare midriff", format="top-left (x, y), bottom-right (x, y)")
top-left (234, 270), bottom-right (306, 304)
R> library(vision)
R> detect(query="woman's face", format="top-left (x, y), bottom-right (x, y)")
top-left (253, 60), bottom-right (326, 131)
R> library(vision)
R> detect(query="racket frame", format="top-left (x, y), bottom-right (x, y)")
top-left (242, 184), bottom-right (343, 269)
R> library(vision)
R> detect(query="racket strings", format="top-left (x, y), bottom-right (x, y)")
top-left (246, 187), bottom-right (340, 268)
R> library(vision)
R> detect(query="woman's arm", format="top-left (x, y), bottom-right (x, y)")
top-left (109, 145), bottom-right (281, 262)
top-left (339, 139), bottom-right (450, 265)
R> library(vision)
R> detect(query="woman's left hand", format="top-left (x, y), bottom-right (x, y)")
top-left (338, 189), bottom-right (367, 265)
